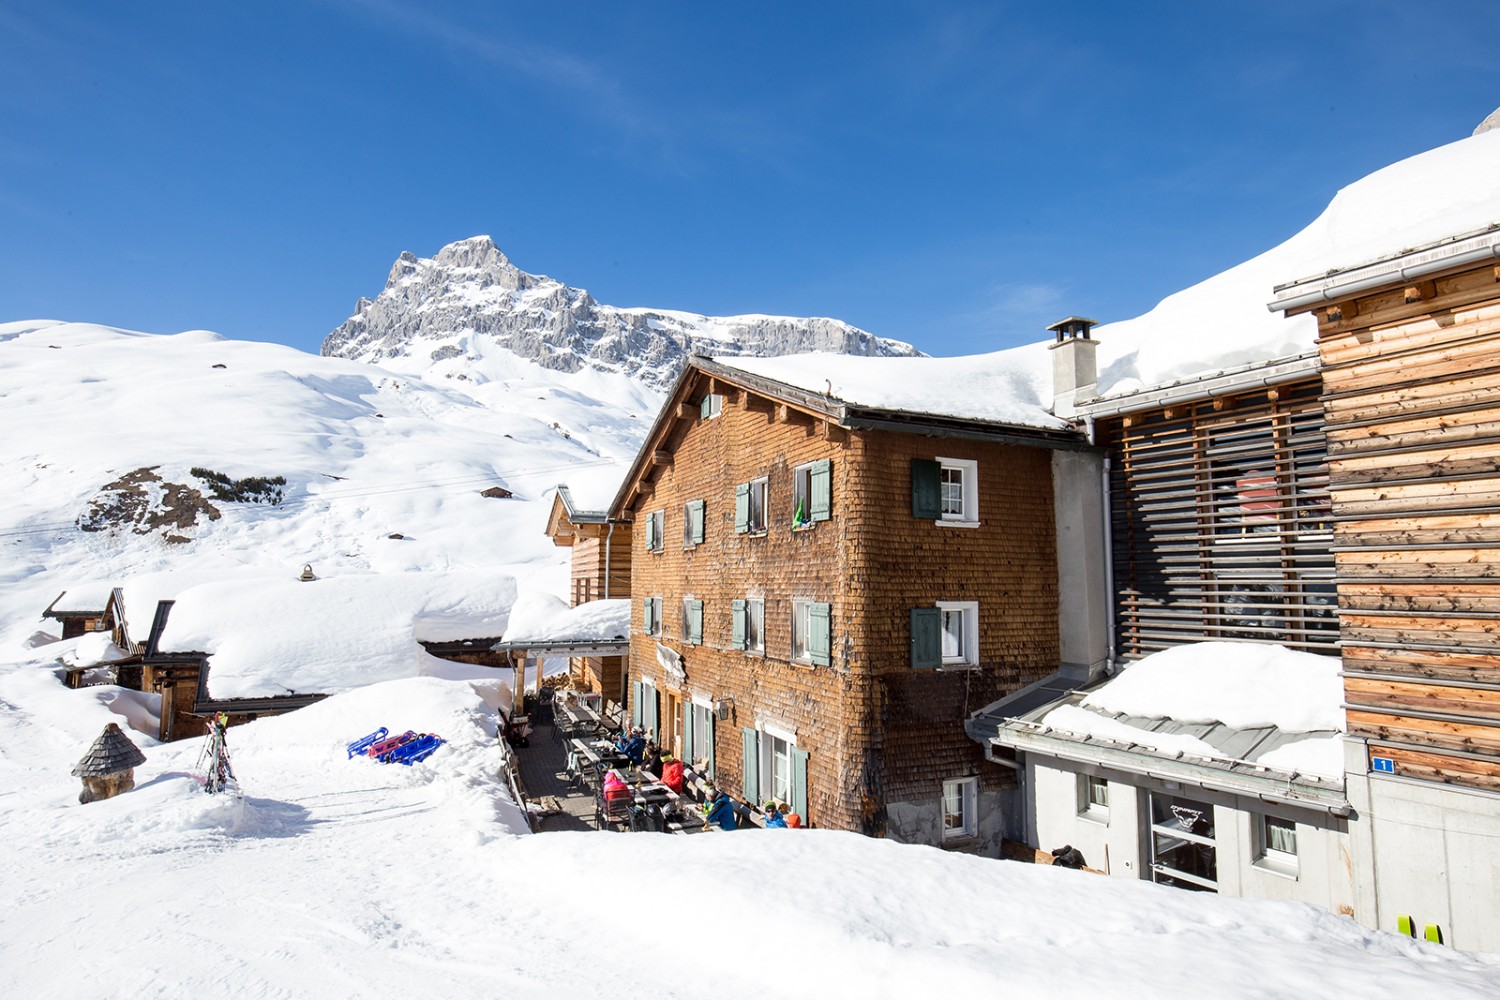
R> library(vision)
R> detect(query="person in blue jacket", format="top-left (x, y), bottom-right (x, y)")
top-left (704, 788), bottom-right (738, 831)
top-left (614, 727), bottom-right (647, 764)
top-left (763, 802), bottom-right (788, 828)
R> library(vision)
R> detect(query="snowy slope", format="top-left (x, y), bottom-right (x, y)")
top-left (0, 319), bottom-right (658, 670)
top-left (1, 658), bottom-right (1497, 998)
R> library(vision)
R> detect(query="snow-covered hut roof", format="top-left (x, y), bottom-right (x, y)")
top-left (972, 642), bottom-right (1348, 812)
top-left (71, 723), bottom-right (147, 776)
top-left (43, 585), bottom-right (115, 617)
top-left (493, 594), bottom-right (630, 656)
top-left (155, 571), bottom-right (518, 700)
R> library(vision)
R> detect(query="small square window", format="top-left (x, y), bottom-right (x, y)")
top-left (1079, 774), bottom-right (1109, 820)
top-left (1256, 815), bottom-right (1299, 877)
top-left (701, 394), bottom-right (723, 419)
top-left (943, 776), bottom-right (978, 839)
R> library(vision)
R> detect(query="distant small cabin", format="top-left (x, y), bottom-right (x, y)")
top-left (43, 587), bottom-right (143, 688)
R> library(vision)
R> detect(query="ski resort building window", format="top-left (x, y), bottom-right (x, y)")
top-left (792, 459), bottom-right (832, 528)
top-left (1254, 814), bottom-right (1299, 877)
top-left (735, 477), bottom-right (769, 534)
top-left (1149, 792), bottom-right (1218, 893)
top-left (645, 509), bottom-right (665, 552)
top-left (681, 597), bottom-right (703, 646)
top-left (642, 596), bottom-right (662, 636)
top-left (791, 600), bottom-right (831, 666)
top-left (943, 777), bottom-right (978, 840)
top-left (910, 457), bottom-right (978, 525)
top-left (1079, 774), bottom-right (1110, 821)
top-left (732, 598), bottom-right (765, 653)
top-left (936, 601), bottom-right (978, 665)
top-left (700, 393), bottom-right (723, 419)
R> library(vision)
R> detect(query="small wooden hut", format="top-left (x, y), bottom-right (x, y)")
top-left (72, 723), bottom-right (147, 803)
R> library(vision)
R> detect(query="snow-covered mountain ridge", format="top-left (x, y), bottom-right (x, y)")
top-left (321, 236), bottom-right (923, 388)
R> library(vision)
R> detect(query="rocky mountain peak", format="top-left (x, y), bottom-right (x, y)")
top-left (323, 238), bottom-right (922, 388)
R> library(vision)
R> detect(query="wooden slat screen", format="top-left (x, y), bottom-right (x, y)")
top-left (1100, 378), bottom-right (1337, 659)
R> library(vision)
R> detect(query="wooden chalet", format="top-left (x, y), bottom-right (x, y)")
top-left (139, 600), bottom-right (325, 742)
top-left (43, 586), bottom-right (145, 688)
top-left (535, 484), bottom-right (633, 699)
top-left (1271, 223), bottom-right (1500, 950)
top-left (612, 354), bottom-right (1089, 845)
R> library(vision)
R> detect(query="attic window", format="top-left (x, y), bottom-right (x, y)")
top-left (700, 394), bottom-right (724, 419)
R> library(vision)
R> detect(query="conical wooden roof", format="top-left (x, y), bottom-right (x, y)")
top-left (72, 723), bottom-right (146, 776)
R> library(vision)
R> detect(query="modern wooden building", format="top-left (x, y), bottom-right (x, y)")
top-left (1272, 223), bottom-right (1500, 951)
top-left (611, 355), bottom-right (1089, 845)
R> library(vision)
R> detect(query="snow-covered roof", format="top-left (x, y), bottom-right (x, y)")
top-left (499, 594), bottom-right (629, 645)
top-left (1079, 128), bottom-right (1500, 399)
top-left (979, 642), bottom-right (1347, 797)
top-left (711, 351), bottom-right (1068, 431)
top-left (45, 585), bottom-right (115, 615)
top-left (156, 571), bottom-right (518, 700)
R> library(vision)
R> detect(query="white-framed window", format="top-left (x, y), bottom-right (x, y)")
top-left (687, 698), bottom-right (715, 775)
top-left (942, 776), bottom-right (978, 840)
top-left (762, 726), bottom-right (796, 807)
top-left (935, 601), bottom-right (978, 666)
top-left (748, 476), bottom-right (767, 532)
top-left (645, 509), bottom-right (665, 552)
top-left (746, 598), bottom-right (764, 653)
top-left (937, 457), bottom-right (978, 525)
top-left (791, 459), bottom-right (832, 527)
top-left (1255, 814), bottom-right (1299, 877)
top-left (1078, 774), bottom-right (1109, 821)
top-left (701, 393), bottom-right (724, 419)
top-left (791, 600), bottom-right (811, 662)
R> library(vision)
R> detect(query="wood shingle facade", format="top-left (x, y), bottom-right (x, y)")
top-left (615, 357), bottom-right (1084, 844)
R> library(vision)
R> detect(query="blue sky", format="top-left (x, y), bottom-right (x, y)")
top-left (3, 1), bottom-right (1498, 357)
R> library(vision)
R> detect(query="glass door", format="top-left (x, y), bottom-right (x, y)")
top-left (1149, 792), bottom-right (1218, 892)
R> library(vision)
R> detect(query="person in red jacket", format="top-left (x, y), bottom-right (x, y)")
top-left (661, 756), bottom-right (685, 794)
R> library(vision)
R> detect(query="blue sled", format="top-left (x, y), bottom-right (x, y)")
top-left (388, 733), bottom-right (445, 765)
top-left (346, 727), bottom-right (389, 758)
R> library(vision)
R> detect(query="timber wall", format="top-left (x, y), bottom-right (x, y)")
top-left (1316, 261), bottom-right (1500, 793)
top-left (570, 530), bottom-right (632, 606)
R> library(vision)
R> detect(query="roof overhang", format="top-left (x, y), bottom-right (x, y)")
top-left (1072, 351), bottom-right (1322, 419)
top-left (489, 638), bottom-right (631, 659)
top-left (1268, 222), bottom-right (1500, 316)
top-left (975, 718), bottom-right (1351, 816)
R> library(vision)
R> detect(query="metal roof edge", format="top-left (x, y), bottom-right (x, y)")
top-left (1074, 352), bottom-right (1321, 419)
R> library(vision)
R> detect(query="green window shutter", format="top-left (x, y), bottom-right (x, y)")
top-left (641, 597), bottom-right (653, 634)
top-left (632, 680), bottom-right (644, 727)
top-left (741, 726), bottom-right (761, 804)
top-left (911, 607), bottom-right (942, 668)
top-left (731, 599), bottom-right (747, 650)
top-left (690, 499), bottom-right (705, 544)
top-left (912, 459), bottom-right (941, 518)
top-left (685, 705), bottom-right (697, 762)
top-left (810, 459), bottom-right (832, 522)
top-left (808, 602), bottom-right (832, 667)
top-left (791, 747), bottom-right (809, 824)
top-left (645, 512), bottom-right (658, 550)
top-left (701, 395), bottom-right (711, 419)
top-left (689, 599), bottom-right (704, 645)
top-left (734, 483), bottom-right (750, 533)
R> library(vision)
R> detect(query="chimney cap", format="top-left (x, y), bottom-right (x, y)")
top-left (1046, 316), bottom-right (1099, 342)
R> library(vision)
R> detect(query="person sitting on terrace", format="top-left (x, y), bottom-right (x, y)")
top-left (614, 727), bottom-right (647, 764)
top-left (763, 802), bottom-right (788, 828)
top-left (661, 755), bottom-right (685, 794)
top-left (703, 788), bottom-right (738, 831)
top-left (641, 742), bottom-right (663, 778)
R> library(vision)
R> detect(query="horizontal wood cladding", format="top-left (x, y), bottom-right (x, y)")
top-left (569, 532), bottom-right (632, 605)
top-left (1318, 262), bottom-right (1500, 791)
top-left (1366, 745), bottom-right (1500, 794)
top-left (624, 385), bottom-right (1055, 831)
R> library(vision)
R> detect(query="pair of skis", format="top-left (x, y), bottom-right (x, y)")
top-left (197, 712), bottom-right (236, 794)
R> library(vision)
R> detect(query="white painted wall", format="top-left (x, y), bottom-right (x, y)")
top-left (1345, 739), bottom-right (1500, 952)
top-left (1023, 757), bottom-right (1354, 913)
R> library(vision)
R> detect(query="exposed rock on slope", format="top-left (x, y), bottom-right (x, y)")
top-left (322, 237), bottom-right (922, 388)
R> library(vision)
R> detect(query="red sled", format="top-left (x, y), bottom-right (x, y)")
top-left (368, 731), bottom-right (417, 758)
